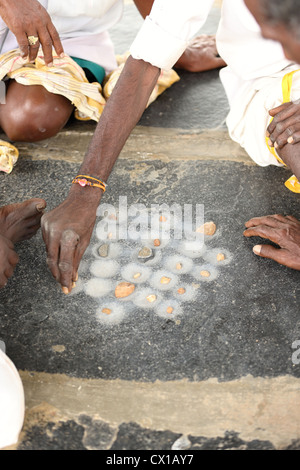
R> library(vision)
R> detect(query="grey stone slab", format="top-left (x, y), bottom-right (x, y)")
top-left (0, 157), bottom-right (299, 383)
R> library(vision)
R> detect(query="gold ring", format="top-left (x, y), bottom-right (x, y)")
top-left (28, 35), bottom-right (39, 46)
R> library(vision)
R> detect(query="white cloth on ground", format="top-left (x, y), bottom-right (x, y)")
top-left (0, 348), bottom-right (25, 449)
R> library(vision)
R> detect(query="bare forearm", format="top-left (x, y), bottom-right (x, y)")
top-left (77, 56), bottom-right (160, 183)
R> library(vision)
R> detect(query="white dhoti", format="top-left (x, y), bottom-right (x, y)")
top-left (0, 348), bottom-right (25, 449)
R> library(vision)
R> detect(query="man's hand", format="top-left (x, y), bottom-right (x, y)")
top-left (267, 101), bottom-right (300, 150)
top-left (175, 34), bottom-right (226, 72)
top-left (0, 234), bottom-right (19, 288)
top-left (244, 214), bottom-right (300, 270)
top-left (0, 0), bottom-right (64, 65)
top-left (41, 189), bottom-right (102, 294)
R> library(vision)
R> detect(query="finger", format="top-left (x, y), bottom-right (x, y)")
top-left (268, 102), bottom-right (293, 118)
top-left (253, 244), bottom-right (300, 270)
top-left (8, 249), bottom-right (19, 267)
top-left (271, 121), bottom-right (300, 149)
top-left (58, 229), bottom-right (80, 293)
top-left (42, 221), bottom-right (61, 281)
top-left (27, 33), bottom-right (40, 62)
top-left (243, 225), bottom-right (283, 245)
top-left (37, 27), bottom-right (54, 66)
top-left (267, 102), bottom-right (296, 136)
top-left (17, 30), bottom-right (30, 59)
top-left (284, 129), bottom-right (300, 146)
top-left (244, 214), bottom-right (287, 229)
top-left (47, 22), bottom-right (64, 58)
top-left (286, 215), bottom-right (300, 224)
top-left (0, 272), bottom-right (9, 288)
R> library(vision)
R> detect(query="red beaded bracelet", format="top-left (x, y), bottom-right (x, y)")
top-left (72, 175), bottom-right (107, 192)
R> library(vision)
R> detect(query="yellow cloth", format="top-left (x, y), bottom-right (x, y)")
top-left (0, 49), bottom-right (106, 122)
top-left (0, 140), bottom-right (19, 174)
top-left (266, 69), bottom-right (300, 193)
top-left (103, 52), bottom-right (180, 106)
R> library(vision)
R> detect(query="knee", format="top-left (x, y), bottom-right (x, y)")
top-left (3, 103), bottom-right (72, 142)
top-left (1, 83), bottom-right (74, 142)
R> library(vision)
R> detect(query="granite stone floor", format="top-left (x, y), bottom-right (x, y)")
top-left (0, 1), bottom-right (299, 452)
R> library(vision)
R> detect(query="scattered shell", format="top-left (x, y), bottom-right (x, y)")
top-left (166, 306), bottom-right (174, 314)
top-left (160, 276), bottom-right (171, 284)
top-left (196, 221), bottom-right (216, 236)
top-left (98, 244), bottom-right (109, 258)
top-left (102, 308), bottom-right (112, 315)
top-left (115, 282), bottom-right (135, 298)
top-left (171, 435), bottom-right (191, 451)
top-left (200, 270), bottom-right (210, 277)
top-left (177, 287), bottom-right (186, 295)
top-left (146, 294), bottom-right (157, 303)
top-left (154, 239), bottom-right (161, 247)
top-left (138, 246), bottom-right (154, 262)
top-left (133, 272), bottom-right (141, 279)
top-left (217, 253), bottom-right (225, 262)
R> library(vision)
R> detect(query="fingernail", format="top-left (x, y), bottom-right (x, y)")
top-left (60, 52), bottom-right (65, 58)
top-left (36, 203), bottom-right (45, 212)
top-left (274, 142), bottom-right (278, 149)
top-left (268, 139), bottom-right (273, 147)
top-left (47, 62), bottom-right (53, 67)
top-left (287, 136), bottom-right (294, 144)
top-left (253, 245), bottom-right (262, 255)
top-left (62, 286), bottom-right (69, 294)
top-left (266, 130), bottom-right (270, 137)
top-left (75, 272), bottom-right (78, 282)
top-left (72, 282), bottom-right (76, 289)
top-left (20, 56), bottom-right (28, 63)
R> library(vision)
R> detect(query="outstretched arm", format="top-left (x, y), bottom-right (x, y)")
top-left (41, 57), bottom-right (160, 293)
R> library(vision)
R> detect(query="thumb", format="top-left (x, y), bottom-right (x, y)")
top-left (253, 244), bottom-right (300, 270)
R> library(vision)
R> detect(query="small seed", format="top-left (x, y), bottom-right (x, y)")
top-left (166, 307), bottom-right (174, 314)
top-left (159, 215), bottom-right (167, 222)
top-left (177, 287), bottom-right (186, 295)
top-left (217, 253), bottom-right (225, 262)
top-left (200, 270), bottom-right (210, 277)
top-left (146, 294), bottom-right (157, 303)
top-left (133, 272), bottom-right (141, 279)
top-left (160, 276), bottom-right (171, 284)
top-left (176, 262), bottom-right (182, 270)
top-left (154, 239), bottom-right (161, 246)
top-left (102, 308), bottom-right (112, 315)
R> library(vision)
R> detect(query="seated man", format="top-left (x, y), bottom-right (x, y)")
top-left (0, 0), bottom-right (224, 287)
top-left (242, 0), bottom-right (300, 269)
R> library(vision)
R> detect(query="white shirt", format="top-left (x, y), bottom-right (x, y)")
top-left (130, 0), bottom-right (293, 102)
